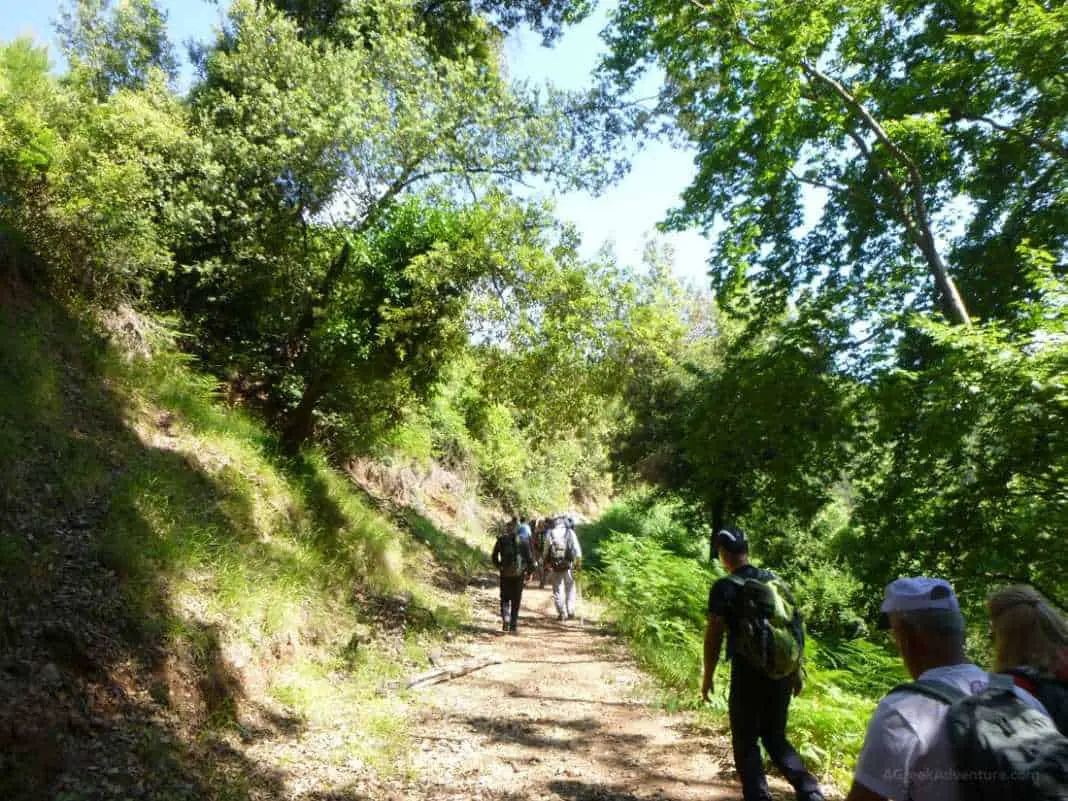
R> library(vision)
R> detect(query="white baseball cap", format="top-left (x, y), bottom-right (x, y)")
top-left (878, 577), bottom-right (960, 630)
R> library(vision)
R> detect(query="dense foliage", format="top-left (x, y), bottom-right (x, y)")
top-left (1, 0), bottom-right (650, 502)
top-left (1, 0), bottom-right (1065, 653)
top-left (599, 0), bottom-right (1067, 608)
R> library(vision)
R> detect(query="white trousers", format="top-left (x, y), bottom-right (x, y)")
top-left (549, 568), bottom-right (577, 617)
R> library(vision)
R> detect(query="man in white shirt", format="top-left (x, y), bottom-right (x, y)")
top-left (846, 577), bottom-right (1047, 801)
top-left (543, 517), bottom-right (582, 622)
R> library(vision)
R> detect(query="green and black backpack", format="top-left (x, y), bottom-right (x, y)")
top-left (727, 571), bottom-right (803, 680)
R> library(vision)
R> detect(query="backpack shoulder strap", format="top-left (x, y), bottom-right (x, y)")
top-left (890, 678), bottom-right (970, 706)
top-left (987, 673), bottom-right (1015, 692)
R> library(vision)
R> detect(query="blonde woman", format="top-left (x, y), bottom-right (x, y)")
top-left (989, 584), bottom-right (1068, 732)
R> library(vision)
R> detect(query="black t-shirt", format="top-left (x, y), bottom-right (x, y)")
top-left (707, 564), bottom-right (771, 659)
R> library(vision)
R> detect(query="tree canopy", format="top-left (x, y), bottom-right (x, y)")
top-left (1, 0), bottom-right (1065, 608)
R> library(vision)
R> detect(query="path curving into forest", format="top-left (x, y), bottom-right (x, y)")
top-left (399, 578), bottom-right (800, 801)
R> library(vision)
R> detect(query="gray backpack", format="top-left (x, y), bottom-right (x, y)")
top-left (546, 528), bottom-right (573, 570)
top-left (894, 674), bottom-right (1068, 800)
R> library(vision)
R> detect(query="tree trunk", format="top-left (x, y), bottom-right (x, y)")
top-left (709, 487), bottom-right (728, 562)
top-left (281, 374), bottom-right (330, 455)
top-left (286, 242), bottom-right (352, 363)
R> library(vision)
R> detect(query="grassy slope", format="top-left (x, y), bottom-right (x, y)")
top-left (0, 295), bottom-right (486, 800)
top-left (581, 498), bottom-right (907, 792)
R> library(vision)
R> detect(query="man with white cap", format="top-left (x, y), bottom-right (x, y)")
top-left (845, 577), bottom-right (1048, 801)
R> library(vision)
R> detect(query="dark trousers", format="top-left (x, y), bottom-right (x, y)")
top-left (499, 575), bottom-right (524, 629)
top-left (729, 661), bottom-right (820, 801)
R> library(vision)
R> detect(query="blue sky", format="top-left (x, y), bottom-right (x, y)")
top-left (0, 0), bottom-right (712, 284)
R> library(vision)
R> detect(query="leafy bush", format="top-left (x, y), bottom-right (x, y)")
top-left (793, 563), bottom-right (869, 639)
top-left (741, 497), bottom-right (870, 638)
top-left (588, 529), bottom-right (716, 690)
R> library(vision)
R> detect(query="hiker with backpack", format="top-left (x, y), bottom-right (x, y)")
top-left (543, 516), bottom-right (582, 622)
top-left (517, 515), bottom-right (532, 545)
top-left (846, 577), bottom-right (1061, 801)
top-left (492, 521), bottom-right (534, 635)
top-left (989, 584), bottom-right (1068, 734)
top-left (702, 526), bottom-right (825, 801)
top-left (530, 518), bottom-right (548, 588)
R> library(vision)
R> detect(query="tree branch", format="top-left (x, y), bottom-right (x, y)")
top-left (844, 128), bottom-right (922, 245)
top-left (688, 0), bottom-right (971, 326)
top-left (794, 63), bottom-right (970, 326)
top-left (967, 115), bottom-right (1068, 161)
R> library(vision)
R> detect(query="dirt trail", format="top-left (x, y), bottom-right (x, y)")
top-left (401, 578), bottom-right (794, 801)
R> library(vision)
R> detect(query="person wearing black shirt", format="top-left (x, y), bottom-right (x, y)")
top-left (702, 526), bottom-right (824, 801)
top-left (492, 529), bottom-right (534, 634)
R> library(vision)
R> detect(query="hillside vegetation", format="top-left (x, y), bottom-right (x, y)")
top-left (0, 294), bottom-right (484, 800)
top-left (2, 0), bottom-right (1067, 797)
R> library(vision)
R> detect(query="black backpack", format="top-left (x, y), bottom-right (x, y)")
top-left (498, 534), bottom-right (524, 578)
top-left (1008, 668), bottom-right (1068, 736)
top-left (894, 673), bottom-right (1068, 801)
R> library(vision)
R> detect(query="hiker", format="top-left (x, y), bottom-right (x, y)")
top-left (989, 584), bottom-right (1068, 733)
top-left (543, 515), bottom-right (582, 621)
top-left (845, 577), bottom-right (1054, 801)
top-left (702, 526), bottom-right (825, 801)
top-left (492, 520), bottom-right (533, 635)
top-left (530, 518), bottom-right (548, 588)
top-left (517, 515), bottom-right (532, 545)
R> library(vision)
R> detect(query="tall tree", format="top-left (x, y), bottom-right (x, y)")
top-left (0, 37), bottom-right (190, 300)
top-left (602, 0), bottom-right (1067, 342)
top-left (166, 0), bottom-right (615, 452)
top-left (57, 0), bottom-right (177, 98)
top-left (850, 268), bottom-right (1068, 606)
top-left (614, 311), bottom-right (856, 534)
top-left (268, 0), bottom-right (593, 59)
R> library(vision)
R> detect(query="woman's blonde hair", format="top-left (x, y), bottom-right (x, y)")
top-left (988, 585), bottom-right (1068, 674)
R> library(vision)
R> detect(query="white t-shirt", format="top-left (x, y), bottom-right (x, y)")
top-left (853, 663), bottom-right (1048, 801)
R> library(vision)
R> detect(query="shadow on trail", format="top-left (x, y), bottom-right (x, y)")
top-left (550, 777), bottom-right (741, 801)
top-left (502, 690), bottom-right (651, 709)
top-left (550, 780), bottom-right (662, 801)
top-left (507, 658), bottom-right (627, 665)
top-left (300, 790), bottom-right (374, 801)
top-left (462, 714), bottom-right (641, 752)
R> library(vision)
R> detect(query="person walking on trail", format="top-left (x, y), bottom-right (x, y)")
top-left (530, 519), bottom-right (547, 588)
top-left (845, 577), bottom-right (1056, 801)
top-left (492, 522), bottom-right (533, 635)
top-left (543, 516), bottom-right (582, 622)
top-left (517, 515), bottom-right (532, 545)
top-left (702, 526), bottom-right (825, 801)
top-left (988, 584), bottom-right (1068, 733)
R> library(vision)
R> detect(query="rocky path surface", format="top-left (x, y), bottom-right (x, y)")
top-left (398, 579), bottom-right (796, 801)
